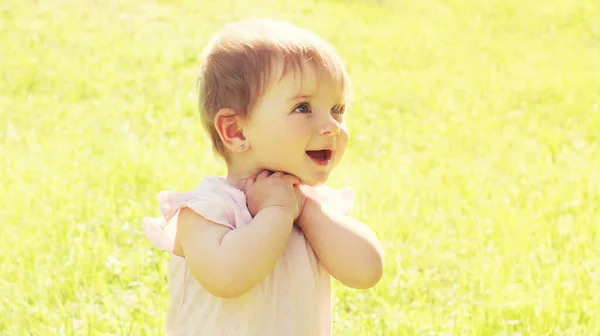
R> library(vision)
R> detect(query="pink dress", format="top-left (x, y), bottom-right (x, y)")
top-left (142, 176), bottom-right (354, 336)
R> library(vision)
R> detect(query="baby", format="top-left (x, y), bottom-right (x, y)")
top-left (143, 18), bottom-right (384, 336)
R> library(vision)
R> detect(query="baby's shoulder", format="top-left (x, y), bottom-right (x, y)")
top-left (193, 176), bottom-right (244, 200)
top-left (142, 176), bottom-right (247, 252)
top-left (165, 176), bottom-right (246, 217)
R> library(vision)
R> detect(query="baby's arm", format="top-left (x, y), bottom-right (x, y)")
top-left (175, 206), bottom-right (294, 298)
top-left (297, 198), bottom-right (384, 289)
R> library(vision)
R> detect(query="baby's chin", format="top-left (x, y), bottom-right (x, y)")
top-left (298, 172), bottom-right (331, 187)
top-left (259, 165), bottom-right (333, 187)
top-left (301, 180), bottom-right (326, 187)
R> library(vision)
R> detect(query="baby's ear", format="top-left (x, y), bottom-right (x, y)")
top-left (214, 108), bottom-right (247, 152)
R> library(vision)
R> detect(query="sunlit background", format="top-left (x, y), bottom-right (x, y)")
top-left (2, 0), bottom-right (600, 334)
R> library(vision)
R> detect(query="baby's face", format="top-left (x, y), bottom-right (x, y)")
top-left (243, 62), bottom-right (349, 186)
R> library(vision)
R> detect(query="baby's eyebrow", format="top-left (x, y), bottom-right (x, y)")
top-left (288, 94), bottom-right (313, 102)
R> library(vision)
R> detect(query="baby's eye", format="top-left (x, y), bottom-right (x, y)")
top-left (293, 102), bottom-right (312, 114)
top-left (331, 105), bottom-right (346, 115)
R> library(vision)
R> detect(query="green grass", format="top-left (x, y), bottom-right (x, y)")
top-left (2, 0), bottom-right (600, 334)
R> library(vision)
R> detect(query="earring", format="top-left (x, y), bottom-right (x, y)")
top-left (240, 144), bottom-right (245, 149)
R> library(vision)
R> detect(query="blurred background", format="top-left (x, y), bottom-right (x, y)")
top-left (1, 0), bottom-right (599, 334)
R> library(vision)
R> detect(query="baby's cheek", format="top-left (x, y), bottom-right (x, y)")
top-left (338, 131), bottom-right (349, 152)
top-left (341, 124), bottom-right (350, 139)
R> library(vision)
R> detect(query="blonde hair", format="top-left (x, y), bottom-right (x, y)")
top-left (197, 18), bottom-right (352, 159)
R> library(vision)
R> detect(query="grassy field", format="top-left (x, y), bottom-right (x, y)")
top-left (2, 0), bottom-right (600, 334)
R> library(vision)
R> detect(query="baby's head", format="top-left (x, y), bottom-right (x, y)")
top-left (198, 18), bottom-right (352, 186)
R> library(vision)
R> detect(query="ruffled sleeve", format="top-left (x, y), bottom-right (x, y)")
top-left (300, 184), bottom-right (355, 214)
top-left (142, 189), bottom-right (235, 253)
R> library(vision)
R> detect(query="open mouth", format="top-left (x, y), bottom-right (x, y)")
top-left (306, 149), bottom-right (333, 166)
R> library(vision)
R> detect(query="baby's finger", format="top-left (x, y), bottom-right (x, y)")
top-left (283, 174), bottom-right (301, 186)
top-left (242, 176), bottom-right (256, 192)
top-left (256, 170), bottom-right (271, 181)
top-left (271, 171), bottom-right (285, 178)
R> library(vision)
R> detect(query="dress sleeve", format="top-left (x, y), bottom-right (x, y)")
top-left (142, 189), bottom-right (234, 253)
top-left (300, 184), bottom-right (355, 215)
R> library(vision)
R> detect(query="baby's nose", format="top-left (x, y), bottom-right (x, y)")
top-left (319, 117), bottom-right (341, 136)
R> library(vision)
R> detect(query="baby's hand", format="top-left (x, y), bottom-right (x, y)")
top-left (243, 170), bottom-right (306, 219)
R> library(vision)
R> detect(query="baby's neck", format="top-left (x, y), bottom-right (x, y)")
top-left (224, 159), bottom-right (262, 190)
